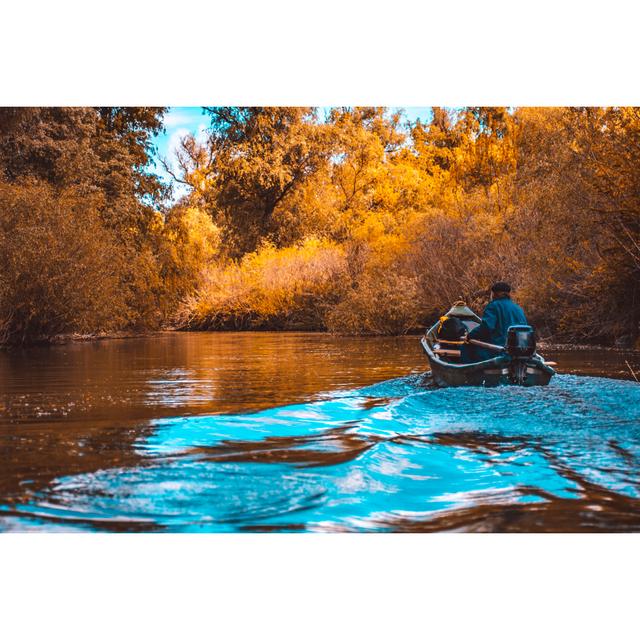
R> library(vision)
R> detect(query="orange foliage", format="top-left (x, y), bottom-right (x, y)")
top-left (2, 106), bottom-right (640, 344)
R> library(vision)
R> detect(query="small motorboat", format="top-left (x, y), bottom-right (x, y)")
top-left (421, 301), bottom-right (556, 387)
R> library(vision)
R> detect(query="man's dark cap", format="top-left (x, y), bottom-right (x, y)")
top-left (491, 281), bottom-right (512, 293)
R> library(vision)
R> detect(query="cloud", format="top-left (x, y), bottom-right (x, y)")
top-left (155, 124), bottom-right (211, 201)
top-left (162, 108), bottom-right (203, 128)
top-left (163, 113), bottom-right (194, 128)
top-left (164, 126), bottom-right (209, 171)
top-left (164, 127), bottom-right (190, 172)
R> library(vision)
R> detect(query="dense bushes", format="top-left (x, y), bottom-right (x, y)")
top-left (0, 182), bottom-right (129, 343)
top-left (178, 238), bottom-right (346, 330)
top-left (170, 107), bottom-right (640, 344)
top-left (0, 107), bottom-right (173, 345)
top-left (2, 106), bottom-right (639, 345)
top-left (325, 270), bottom-right (421, 335)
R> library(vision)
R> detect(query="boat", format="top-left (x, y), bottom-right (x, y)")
top-left (421, 301), bottom-right (556, 387)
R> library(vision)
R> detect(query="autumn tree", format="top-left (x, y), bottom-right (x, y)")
top-left (411, 107), bottom-right (460, 175)
top-left (0, 107), bottom-right (167, 235)
top-left (4, 104), bottom-right (639, 343)
top-left (0, 181), bottom-right (129, 344)
top-left (510, 107), bottom-right (640, 342)
top-left (175, 107), bottom-right (334, 255)
top-left (0, 107), bottom-right (171, 344)
top-left (328, 107), bottom-right (404, 216)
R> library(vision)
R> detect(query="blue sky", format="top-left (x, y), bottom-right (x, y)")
top-left (151, 107), bottom-right (434, 197)
top-left (150, 107), bottom-right (210, 194)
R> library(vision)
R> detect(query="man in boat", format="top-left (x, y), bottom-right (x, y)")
top-left (461, 282), bottom-right (528, 363)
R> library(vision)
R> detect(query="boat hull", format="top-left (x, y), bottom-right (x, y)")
top-left (421, 336), bottom-right (554, 388)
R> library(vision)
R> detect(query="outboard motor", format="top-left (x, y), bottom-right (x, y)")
top-left (506, 325), bottom-right (536, 357)
top-left (506, 325), bottom-right (536, 384)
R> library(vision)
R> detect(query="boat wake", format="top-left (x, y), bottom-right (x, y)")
top-left (2, 374), bottom-right (640, 532)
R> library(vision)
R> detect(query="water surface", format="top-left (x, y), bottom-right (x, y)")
top-left (1, 332), bottom-right (639, 532)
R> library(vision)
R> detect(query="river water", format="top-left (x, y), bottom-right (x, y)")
top-left (1, 332), bottom-right (639, 532)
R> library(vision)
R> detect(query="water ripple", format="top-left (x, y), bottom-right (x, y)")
top-left (2, 374), bottom-right (640, 532)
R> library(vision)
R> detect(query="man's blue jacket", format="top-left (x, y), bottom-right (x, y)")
top-left (463, 295), bottom-right (528, 362)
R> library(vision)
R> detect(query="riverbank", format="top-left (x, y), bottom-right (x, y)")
top-left (0, 329), bottom-right (159, 349)
top-left (3, 326), bottom-right (640, 352)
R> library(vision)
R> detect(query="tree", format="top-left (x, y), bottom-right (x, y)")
top-left (0, 106), bottom-right (168, 235)
top-left (176, 107), bottom-right (333, 255)
top-left (411, 107), bottom-right (460, 173)
top-left (0, 181), bottom-right (129, 344)
top-left (0, 107), bottom-right (171, 344)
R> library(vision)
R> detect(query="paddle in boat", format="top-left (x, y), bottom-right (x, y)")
top-left (421, 301), bottom-right (556, 387)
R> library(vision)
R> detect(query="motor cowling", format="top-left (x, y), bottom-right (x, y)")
top-left (506, 325), bottom-right (536, 358)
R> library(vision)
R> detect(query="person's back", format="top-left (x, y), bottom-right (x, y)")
top-left (462, 282), bottom-right (528, 362)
